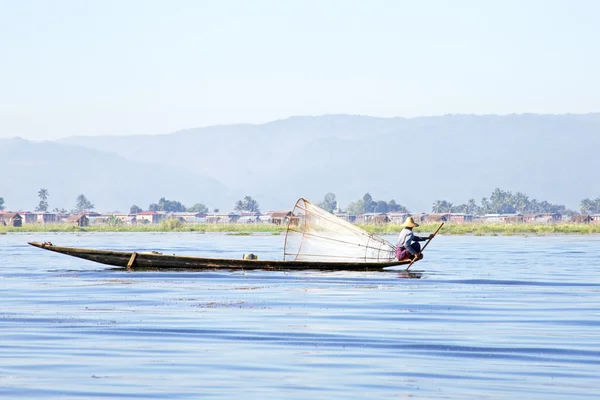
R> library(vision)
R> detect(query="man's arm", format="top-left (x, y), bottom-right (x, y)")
top-left (404, 233), bottom-right (417, 255)
top-left (414, 234), bottom-right (434, 242)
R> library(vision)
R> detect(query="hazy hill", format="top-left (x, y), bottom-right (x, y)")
top-left (0, 138), bottom-right (228, 212)
top-left (58, 114), bottom-right (600, 212)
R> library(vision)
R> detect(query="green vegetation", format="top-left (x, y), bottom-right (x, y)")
top-left (187, 203), bottom-right (208, 213)
top-left (431, 188), bottom-right (570, 215)
top-left (0, 223), bottom-right (287, 234)
top-left (318, 192), bottom-right (338, 213)
top-left (149, 197), bottom-right (186, 212)
top-left (2, 222), bottom-right (600, 235)
top-left (35, 188), bottom-right (49, 212)
top-left (580, 196), bottom-right (600, 214)
top-left (75, 194), bottom-right (95, 213)
top-left (344, 193), bottom-right (409, 214)
top-left (234, 196), bottom-right (261, 213)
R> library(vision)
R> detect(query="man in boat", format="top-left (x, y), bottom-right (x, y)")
top-left (395, 216), bottom-right (434, 261)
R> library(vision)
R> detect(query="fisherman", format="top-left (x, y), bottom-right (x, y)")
top-left (395, 216), bottom-right (434, 261)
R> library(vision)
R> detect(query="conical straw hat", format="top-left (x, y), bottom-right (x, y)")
top-left (403, 216), bottom-right (419, 228)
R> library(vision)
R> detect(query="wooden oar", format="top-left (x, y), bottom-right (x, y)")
top-left (405, 222), bottom-right (444, 271)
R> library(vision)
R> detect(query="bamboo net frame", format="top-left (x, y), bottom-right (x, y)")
top-left (283, 198), bottom-right (396, 263)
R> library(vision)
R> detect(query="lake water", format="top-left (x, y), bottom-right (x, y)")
top-left (1, 232), bottom-right (600, 399)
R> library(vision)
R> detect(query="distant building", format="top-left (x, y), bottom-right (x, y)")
top-left (238, 215), bottom-right (259, 223)
top-left (0, 212), bottom-right (23, 227)
top-left (205, 212), bottom-right (240, 224)
top-left (267, 211), bottom-right (293, 225)
top-left (448, 213), bottom-right (475, 224)
top-left (168, 212), bottom-right (207, 223)
top-left (425, 213), bottom-right (451, 223)
top-left (571, 214), bottom-right (592, 224)
top-left (66, 214), bottom-right (89, 227)
top-left (333, 211), bottom-right (351, 222)
top-left (34, 212), bottom-right (57, 224)
top-left (484, 213), bottom-right (523, 224)
top-left (387, 212), bottom-right (411, 224)
top-left (19, 212), bottom-right (37, 224)
top-left (136, 211), bottom-right (166, 224)
top-left (523, 213), bottom-right (562, 224)
top-left (359, 213), bottom-right (389, 224)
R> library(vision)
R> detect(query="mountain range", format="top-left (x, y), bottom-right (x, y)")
top-left (2, 113), bottom-right (599, 212)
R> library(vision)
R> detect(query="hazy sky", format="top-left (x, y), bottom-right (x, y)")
top-left (1, 0), bottom-right (598, 140)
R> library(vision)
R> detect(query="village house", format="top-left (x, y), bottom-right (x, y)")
top-left (168, 212), bottom-right (206, 223)
top-left (448, 213), bottom-right (475, 224)
top-left (267, 211), bottom-right (293, 225)
top-left (19, 212), bottom-right (37, 224)
top-left (86, 216), bottom-right (111, 225)
top-left (571, 214), bottom-right (592, 224)
top-left (387, 212), bottom-right (411, 224)
top-left (114, 214), bottom-right (138, 224)
top-left (0, 212), bottom-right (23, 227)
top-left (34, 212), bottom-right (58, 224)
top-left (483, 213), bottom-right (524, 224)
top-left (523, 213), bottom-right (562, 224)
top-left (66, 214), bottom-right (89, 227)
top-left (136, 211), bottom-right (166, 224)
top-left (238, 215), bottom-right (259, 223)
top-left (333, 211), bottom-right (351, 222)
top-left (205, 212), bottom-right (240, 224)
top-left (425, 213), bottom-right (452, 223)
top-left (359, 213), bottom-right (390, 224)
top-left (591, 214), bottom-right (600, 224)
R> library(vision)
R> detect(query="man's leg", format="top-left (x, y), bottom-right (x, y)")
top-left (410, 242), bottom-right (423, 259)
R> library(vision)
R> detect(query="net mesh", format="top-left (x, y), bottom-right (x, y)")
top-left (283, 198), bottom-right (396, 263)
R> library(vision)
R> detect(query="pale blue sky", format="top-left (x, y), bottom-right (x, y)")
top-left (1, 0), bottom-right (598, 140)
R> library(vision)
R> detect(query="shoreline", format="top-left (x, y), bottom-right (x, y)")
top-left (2, 223), bottom-right (600, 235)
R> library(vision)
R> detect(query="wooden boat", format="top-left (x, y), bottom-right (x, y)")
top-left (28, 242), bottom-right (411, 271)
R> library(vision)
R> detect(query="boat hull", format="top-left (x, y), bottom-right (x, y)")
top-left (28, 242), bottom-right (411, 271)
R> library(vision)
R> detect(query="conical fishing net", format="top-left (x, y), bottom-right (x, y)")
top-left (283, 198), bottom-right (396, 263)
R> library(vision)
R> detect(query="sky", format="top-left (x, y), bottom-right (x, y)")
top-left (1, 0), bottom-right (599, 140)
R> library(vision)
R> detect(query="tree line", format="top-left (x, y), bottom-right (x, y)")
top-left (320, 189), bottom-right (600, 216)
top-left (2, 190), bottom-right (600, 215)
top-left (580, 197), bottom-right (600, 214)
top-left (431, 188), bottom-right (570, 215)
top-left (129, 196), bottom-right (261, 214)
top-left (0, 189), bottom-right (95, 213)
top-left (318, 193), bottom-right (409, 214)
top-left (0, 191), bottom-right (262, 215)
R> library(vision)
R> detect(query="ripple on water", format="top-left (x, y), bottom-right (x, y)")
top-left (1, 233), bottom-right (600, 399)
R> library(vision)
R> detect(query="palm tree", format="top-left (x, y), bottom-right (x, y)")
top-left (234, 200), bottom-right (244, 211)
top-left (36, 188), bottom-right (49, 212)
top-left (580, 198), bottom-right (595, 214)
top-left (75, 194), bottom-right (94, 213)
top-left (480, 197), bottom-right (490, 214)
top-left (466, 198), bottom-right (477, 214)
top-left (513, 192), bottom-right (530, 213)
top-left (38, 188), bottom-right (48, 201)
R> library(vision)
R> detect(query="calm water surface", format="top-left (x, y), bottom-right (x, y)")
top-left (1, 232), bottom-right (600, 399)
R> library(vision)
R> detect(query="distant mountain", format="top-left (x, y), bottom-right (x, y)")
top-left (57, 113), bottom-right (600, 212)
top-left (0, 138), bottom-right (228, 212)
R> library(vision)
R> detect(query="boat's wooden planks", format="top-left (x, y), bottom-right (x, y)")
top-left (28, 242), bottom-right (411, 271)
